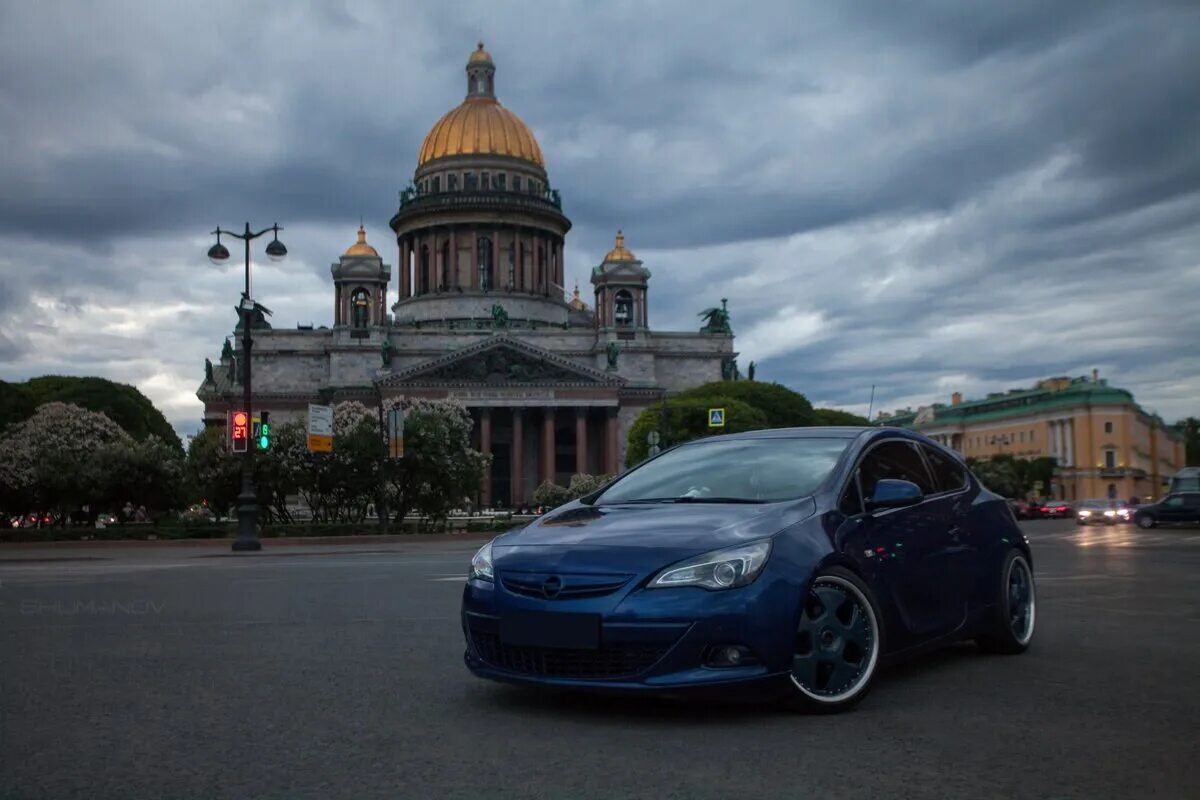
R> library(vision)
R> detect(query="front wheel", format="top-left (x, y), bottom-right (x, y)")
top-left (1137, 514), bottom-right (1156, 529)
top-left (785, 567), bottom-right (883, 714)
top-left (977, 549), bottom-right (1035, 654)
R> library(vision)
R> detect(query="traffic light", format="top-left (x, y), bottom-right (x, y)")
top-left (259, 411), bottom-right (270, 450)
top-left (230, 410), bottom-right (249, 453)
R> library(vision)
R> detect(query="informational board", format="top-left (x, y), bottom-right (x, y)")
top-left (708, 408), bottom-right (726, 428)
top-left (307, 404), bottom-right (333, 453)
top-left (387, 407), bottom-right (405, 458)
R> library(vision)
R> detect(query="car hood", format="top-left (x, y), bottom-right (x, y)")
top-left (496, 497), bottom-right (816, 553)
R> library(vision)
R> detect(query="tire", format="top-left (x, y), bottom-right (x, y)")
top-left (785, 566), bottom-right (883, 714)
top-left (977, 549), bottom-right (1035, 654)
top-left (1137, 514), bottom-right (1156, 529)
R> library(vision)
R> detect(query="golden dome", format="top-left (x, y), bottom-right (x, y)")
top-left (468, 41), bottom-right (493, 65)
top-left (417, 44), bottom-right (544, 169)
top-left (344, 225), bottom-right (379, 257)
top-left (604, 230), bottom-right (637, 262)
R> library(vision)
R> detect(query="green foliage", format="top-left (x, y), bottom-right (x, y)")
top-left (673, 381), bottom-right (815, 428)
top-left (533, 480), bottom-right (571, 508)
top-left (813, 407), bottom-right (870, 426)
top-left (1177, 417), bottom-right (1199, 466)
top-left (0, 376), bottom-right (181, 451)
top-left (966, 454), bottom-right (1058, 499)
top-left (626, 398), bottom-right (768, 466)
top-left (185, 426), bottom-right (242, 516)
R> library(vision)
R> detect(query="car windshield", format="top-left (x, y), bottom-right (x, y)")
top-left (1080, 500), bottom-right (1108, 509)
top-left (594, 437), bottom-right (851, 504)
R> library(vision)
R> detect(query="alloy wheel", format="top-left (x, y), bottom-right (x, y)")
top-left (1007, 556), bottom-right (1035, 645)
top-left (791, 575), bottom-right (879, 703)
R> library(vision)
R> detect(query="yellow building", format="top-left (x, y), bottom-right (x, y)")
top-left (881, 372), bottom-right (1185, 502)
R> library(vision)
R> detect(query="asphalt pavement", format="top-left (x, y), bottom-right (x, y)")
top-left (1, 520), bottom-right (1198, 800)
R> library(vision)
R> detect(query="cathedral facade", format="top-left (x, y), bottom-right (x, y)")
top-left (197, 44), bottom-right (736, 506)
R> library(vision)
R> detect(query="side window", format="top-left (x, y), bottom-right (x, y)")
top-left (922, 444), bottom-right (967, 493)
top-left (839, 473), bottom-right (863, 516)
top-left (1164, 496), bottom-right (1184, 507)
top-left (858, 440), bottom-right (936, 499)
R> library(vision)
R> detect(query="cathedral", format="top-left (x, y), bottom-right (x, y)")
top-left (197, 43), bottom-right (737, 506)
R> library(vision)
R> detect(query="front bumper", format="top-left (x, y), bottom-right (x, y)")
top-left (461, 559), bottom-right (803, 692)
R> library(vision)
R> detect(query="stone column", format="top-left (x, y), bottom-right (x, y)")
top-left (492, 231), bottom-right (501, 292)
top-left (541, 408), bottom-right (556, 486)
top-left (479, 409), bottom-right (492, 508)
top-left (333, 285), bottom-right (341, 326)
top-left (604, 407), bottom-right (619, 475)
top-left (1064, 419), bottom-right (1074, 468)
top-left (449, 227), bottom-right (458, 290)
top-left (471, 231), bottom-right (479, 290)
top-left (575, 408), bottom-right (588, 476)
top-left (511, 409), bottom-right (524, 506)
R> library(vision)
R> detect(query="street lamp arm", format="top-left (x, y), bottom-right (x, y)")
top-left (211, 225), bottom-right (284, 241)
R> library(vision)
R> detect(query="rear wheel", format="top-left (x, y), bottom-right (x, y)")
top-left (977, 549), bottom-right (1035, 654)
top-left (785, 567), bottom-right (882, 713)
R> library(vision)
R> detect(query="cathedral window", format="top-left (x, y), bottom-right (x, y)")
top-left (432, 176), bottom-right (441, 193)
top-left (614, 290), bottom-right (633, 327)
top-left (351, 288), bottom-right (371, 329)
top-left (481, 172), bottom-right (490, 190)
top-left (477, 237), bottom-right (492, 290)
top-left (497, 173), bottom-right (507, 191)
top-left (465, 172), bottom-right (477, 190)
top-left (420, 245), bottom-right (430, 293)
top-left (512, 176), bottom-right (522, 192)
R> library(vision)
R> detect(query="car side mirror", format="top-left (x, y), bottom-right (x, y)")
top-left (865, 479), bottom-right (924, 511)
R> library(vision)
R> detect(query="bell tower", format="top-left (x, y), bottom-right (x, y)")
top-left (591, 230), bottom-right (651, 331)
top-left (332, 225), bottom-right (391, 331)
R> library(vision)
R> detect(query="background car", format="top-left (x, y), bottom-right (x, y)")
top-left (462, 427), bottom-right (1035, 714)
top-left (1038, 500), bottom-right (1073, 519)
top-left (1076, 499), bottom-right (1130, 525)
top-left (1134, 492), bottom-right (1200, 529)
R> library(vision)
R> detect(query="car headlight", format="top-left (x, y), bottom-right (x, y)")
top-left (649, 540), bottom-right (772, 591)
top-left (1079, 510), bottom-right (1091, 517)
top-left (469, 540), bottom-right (494, 582)
top-left (1103, 510), bottom-right (1116, 517)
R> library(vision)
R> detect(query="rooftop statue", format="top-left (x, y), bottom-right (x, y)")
top-left (699, 298), bottom-right (732, 334)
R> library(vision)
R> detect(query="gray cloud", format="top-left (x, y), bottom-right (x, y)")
top-left (0, 0), bottom-right (1198, 435)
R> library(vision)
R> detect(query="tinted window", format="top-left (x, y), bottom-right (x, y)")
top-left (596, 438), bottom-right (850, 504)
top-left (839, 473), bottom-right (863, 516)
top-left (858, 440), bottom-right (935, 498)
top-left (1164, 496), bottom-right (1183, 507)
top-left (922, 444), bottom-right (967, 493)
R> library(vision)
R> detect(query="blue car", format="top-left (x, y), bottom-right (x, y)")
top-left (461, 426), bottom-right (1035, 713)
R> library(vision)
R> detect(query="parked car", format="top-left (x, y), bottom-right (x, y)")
top-left (1037, 500), bottom-right (1073, 519)
top-left (1133, 492), bottom-right (1200, 529)
top-left (1075, 499), bottom-right (1130, 525)
top-left (462, 427), bottom-right (1035, 713)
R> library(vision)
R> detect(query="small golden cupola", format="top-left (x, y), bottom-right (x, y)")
top-left (344, 224), bottom-right (379, 257)
top-left (568, 281), bottom-right (588, 311)
top-left (604, 230), bottom-right (637, 262)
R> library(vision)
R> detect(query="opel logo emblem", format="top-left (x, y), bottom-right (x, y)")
top-left (542, 575), bottom-right (562, 599)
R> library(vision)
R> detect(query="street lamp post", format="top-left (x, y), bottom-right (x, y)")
top-left (208, 222), bottom-right (287, 552)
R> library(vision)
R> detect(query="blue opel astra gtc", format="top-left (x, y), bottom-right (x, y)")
top-left (461, 427), bottom-right (1035, 713)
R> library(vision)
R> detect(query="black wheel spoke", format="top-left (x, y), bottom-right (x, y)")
top-left (792, 577), bottom-right (877, 700)
top-left (791, 653), bottom-right (818, 688)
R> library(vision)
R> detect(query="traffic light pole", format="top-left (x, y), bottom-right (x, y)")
top-left (233, 226), bottom-right (261, 552)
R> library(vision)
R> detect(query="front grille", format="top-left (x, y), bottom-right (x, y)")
top-left (468, 624), bottom-right (672, 679)
top-left (501, 573), bottom-right (631, 600)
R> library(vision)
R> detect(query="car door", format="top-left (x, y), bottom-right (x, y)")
top-left (1182, 493), bottom-right (1200, 524)
top-left (1158, 495), bottom-right (1186, 523)
top-left (919, 442), bottom-right (980, 605)
top-left (853, 439), bottom-right (966, 648)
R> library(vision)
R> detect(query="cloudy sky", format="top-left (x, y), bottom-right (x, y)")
top-left (1, 0), bottom-right (1198, 436)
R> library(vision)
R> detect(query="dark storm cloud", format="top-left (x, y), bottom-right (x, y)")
top-left (0, 0), bottom-right (1198, 432)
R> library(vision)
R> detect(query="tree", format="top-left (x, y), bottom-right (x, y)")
top-left (1176, 417), bottom-right (1199, 466)
top-left (626, 397), bottom-right (768, 465)
top-left (813, 408), bottom-right (870, 426)
top-left (533, 480), bottom-right (570, 509)
top-left (0, 376), bottom-right (182, 451)
top-left (0, 402), bottom-right (134, 523)
top-left (673, 381), bottom-right (815, 428)
top-left (90, 436), bottom-right (185, 518)
top-left (185, 425), bottom-right (241, 517)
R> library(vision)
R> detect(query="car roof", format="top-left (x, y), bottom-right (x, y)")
top-left (694, 426), bottom-right (872, 443)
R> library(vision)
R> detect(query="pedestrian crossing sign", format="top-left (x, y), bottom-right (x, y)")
top-left (708, 408), bottom-right (726, 428)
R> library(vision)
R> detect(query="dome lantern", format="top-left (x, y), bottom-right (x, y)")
top-left (466, 40), bottom-right (496, 100)
top-left (344, 224), bottom-right (379, 257)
